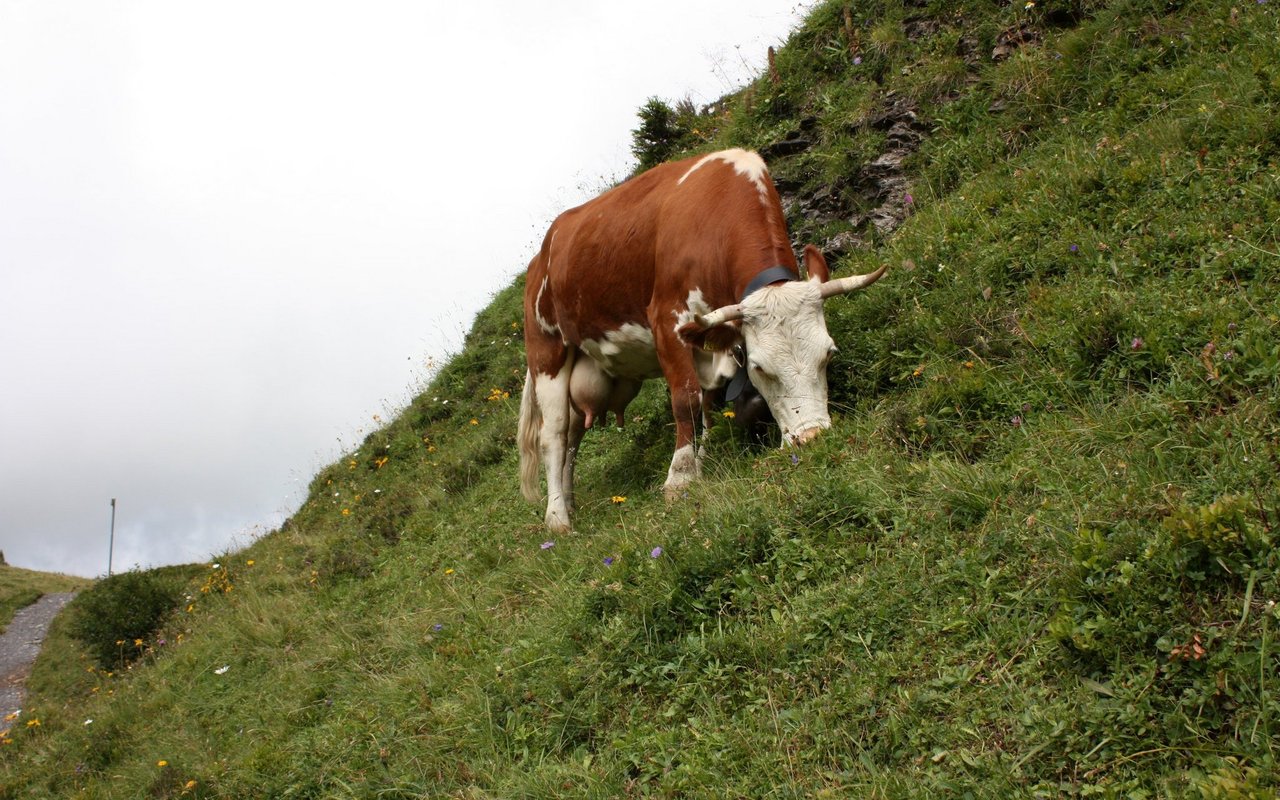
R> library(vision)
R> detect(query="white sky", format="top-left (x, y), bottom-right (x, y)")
top-left (0, 2), bottom-right (805, 577)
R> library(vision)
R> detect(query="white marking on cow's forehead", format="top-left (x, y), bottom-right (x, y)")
top-left (677, 149), bottom-right (769, 198)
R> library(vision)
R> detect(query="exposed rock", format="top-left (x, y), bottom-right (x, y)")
top-left (992, 22), bottom-right (1042, 61)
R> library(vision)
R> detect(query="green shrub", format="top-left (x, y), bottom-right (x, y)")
top-left (68, 569), bottom-right (184, 669)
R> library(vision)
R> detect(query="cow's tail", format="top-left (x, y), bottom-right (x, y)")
top-left (518, 369), bottom-right (541, 502)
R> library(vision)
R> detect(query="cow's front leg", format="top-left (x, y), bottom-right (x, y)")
top-left (664, 380), bottom-right (702, 499)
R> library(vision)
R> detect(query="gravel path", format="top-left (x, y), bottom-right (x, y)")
top-left (1, 592), bottom-right (77, 730)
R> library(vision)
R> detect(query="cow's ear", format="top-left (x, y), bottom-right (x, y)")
top-left (677, 320), bottom-right (740, 351)
top-left (803, 244), bottom-right (830, 284)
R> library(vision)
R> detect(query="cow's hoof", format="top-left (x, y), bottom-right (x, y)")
top-left (545, 510), bottom-right (572, 533)
top-left (662, 484), bottom-right (690, 503)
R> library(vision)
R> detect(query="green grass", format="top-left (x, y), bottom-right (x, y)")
top-left (0, 565), bottom-right (87, 635)
top-left (3, 0), bottom-right (1279, 795)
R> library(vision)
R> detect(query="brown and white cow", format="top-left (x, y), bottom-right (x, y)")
top-left (518, 148), bottom-right (885, 532)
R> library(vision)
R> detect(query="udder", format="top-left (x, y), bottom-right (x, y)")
top-left (571, 356), bottom-right (642, 429)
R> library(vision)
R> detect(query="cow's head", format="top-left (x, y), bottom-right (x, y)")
top-left (679, 246), bottom-right (886, 447)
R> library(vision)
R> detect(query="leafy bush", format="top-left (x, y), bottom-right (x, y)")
top-left (68, 569), bottom-right (184, 669)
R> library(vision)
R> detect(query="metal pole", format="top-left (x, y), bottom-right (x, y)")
top-left (108, 498), bottom-right (116, 577)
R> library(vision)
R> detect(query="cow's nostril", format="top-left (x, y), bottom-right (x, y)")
top-left (793, 427), bottom-right (822, 446)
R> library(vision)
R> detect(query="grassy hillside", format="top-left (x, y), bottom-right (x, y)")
top-left (4, 0), bottom-right (1278, 796)
top-left (0, 565), bottom-right (87, 635)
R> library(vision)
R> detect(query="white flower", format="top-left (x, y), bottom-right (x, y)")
top-left (211, 563), bottom-right (220, 569)
top-left (214, 665), bottom-right (230, 675)
top-left (84, 719), bottom-right (94, 726)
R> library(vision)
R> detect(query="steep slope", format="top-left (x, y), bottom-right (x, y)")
top-left (3, 0), bottom-right (1278, 796)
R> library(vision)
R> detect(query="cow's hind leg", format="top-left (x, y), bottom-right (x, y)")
top-left (532, 350), bottom-right (576, 533)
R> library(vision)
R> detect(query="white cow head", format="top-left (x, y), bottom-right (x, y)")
top-left (680, 246), bottom-right (886, 446)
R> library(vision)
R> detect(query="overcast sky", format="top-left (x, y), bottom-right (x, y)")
top-left (0, 2), bottom-right (805, 577)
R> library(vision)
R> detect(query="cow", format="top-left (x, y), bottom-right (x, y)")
top-left (518, 148), bottom-right (885, 532)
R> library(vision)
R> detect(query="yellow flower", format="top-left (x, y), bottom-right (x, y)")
top-left (721, 410), bottom-right (736, 419)
top-left (374, 457), bottom-right (388, 469)
top-left (470, 418), bottom-right (479, 425)
top-left (444, 568), bottom-right (455, 575)
top-left (246, 560), bottom-right (255, 566)
top-left (184, 781), bottom-right (198, 791)
top-left (611, 496), bottom-right (627, 504)
top-left (26, 719), bottom-right (40, 728)
top-left (342, 508), bottom-right (351, 516)
top-left (963, 361), bottom-right (974, 369)
top-left (134, 639), bottom-right (144, 647)
top-left (157, 760), bottom-right (168, 767)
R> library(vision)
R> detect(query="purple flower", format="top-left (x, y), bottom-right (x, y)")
top-left (1131, 337), bottom-right (1144, 350)
top-left (790, 453), bottom-right (800, 466)
top-left (1011, 415), bottom-right (1023, 428)
top-left (603, 556), bottom-right (615, 566)
top-left (650, 546), bottom-right (663, 559)
top-left (540, 541), bottom-right (555, 550)
top-left (1224, 350), bottom-right (1235, 361)
top-left (1069, 244), bottom-right (1079, 253)
top-left (432, 623), bottom-right (444, 632)
top-left (904, 193), bottom-right (914, 205)
top-left (853, 56), bottom-right (863, 65)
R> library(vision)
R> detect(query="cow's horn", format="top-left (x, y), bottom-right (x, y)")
top-left (819, 264), bottom-right (888, 299)
top-left (695, 303), bottom-right (744, 329)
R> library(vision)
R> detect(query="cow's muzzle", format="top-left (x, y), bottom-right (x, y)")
top-left (787, 426), bottom-right (824, 447)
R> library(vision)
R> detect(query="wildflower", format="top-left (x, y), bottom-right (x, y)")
top-left (3, 711), bottom-right (18, 722)
top-left (470, 418), bottom-right (479, 425)
top-left (84, 719), bottom-right (93, 726)
top-left (853, 55), bottom-right (863, 65)
top-left (444, 568), bottom-right (455, 575)
top-left (1011, 415), bottom-right (1023, 428)
top-left (611, 495), bottom-right (627, 504)
top-left (157, 760), bottom-right (168, 768)
top-left (432, 623), bottom-right (444, 632)
top-left (1025, 0), bottom-right (1035, 8)
top-left (246, 559), bottom-right (254, 566)
top-left (184, 781), bottom-right (198, 791)
top-left (722, 410), bottom-right (736, 419)
top-left (603, 556), bottom-right (615, 566)
top-left (214, 665), bottom-right (230, 675)
top-left (211, 563), bottom-right (220, 569)
top-left (790, 453), bottom-right (800, 465)
top-left (374, 456), bottom-right (388, 469)
top-left (342, 508), bottom-right (351, 516)
top-left (1131, 336), bottom-right (1144, 350)
top-left (963, 361), bottom-right (974, 369)
top-left (1069, 244), bottom-right (1079, 253)
top-left (27, 719), bottom-right (40, 728)
top-left (134, 639), bottom-right (144, 647)
top-left (650, 546), bottom-right (664, 559)
top-left (904, 193), bottom-right (914, 205)
top-left (541, 541), bottom-right (555, 550)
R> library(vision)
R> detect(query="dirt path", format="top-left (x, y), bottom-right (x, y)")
top-left (0, 592), bottom-right (76, 730)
